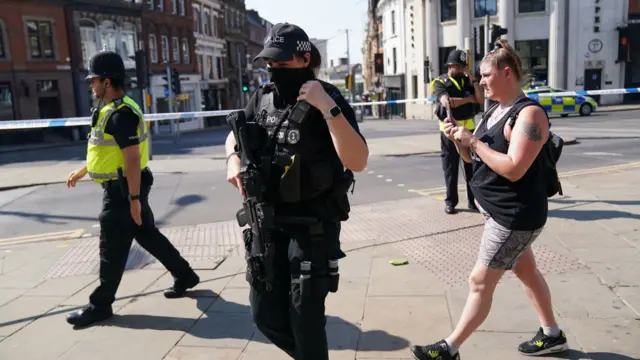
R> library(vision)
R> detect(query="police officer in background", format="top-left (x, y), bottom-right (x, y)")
top-left (65, 51), bottom-right (200, 327)
top-left (224, 23), bottom-right (369, 360)
top-left (431, 49), bottom-right (484, 214)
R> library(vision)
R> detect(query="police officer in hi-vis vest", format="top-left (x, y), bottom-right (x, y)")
top-left (431, 49), bottom-right (484, 214)
top-left (65, 51), bottom-right (200, 327)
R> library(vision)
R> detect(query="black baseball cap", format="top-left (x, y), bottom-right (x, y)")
top-left (254, 23), bottom-right (313, 62)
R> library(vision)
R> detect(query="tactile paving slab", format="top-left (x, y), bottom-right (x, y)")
top-left (42, 222), bottom-right (244, 280)
top-left (394, 226), bottom-right (587, 287)
top-left (42, 196), bottom-right (585, 282)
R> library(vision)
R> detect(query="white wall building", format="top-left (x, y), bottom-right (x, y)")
top-left (405, 0), bottom-right (631, 120)
top-left (378, 0), bottom-right (407, 116)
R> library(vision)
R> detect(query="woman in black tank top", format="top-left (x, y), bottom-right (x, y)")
top-left (410, 40), bottom-right (569, 360)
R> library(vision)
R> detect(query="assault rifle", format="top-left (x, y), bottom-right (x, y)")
top-left (227, 110), bottom-right (276, 290)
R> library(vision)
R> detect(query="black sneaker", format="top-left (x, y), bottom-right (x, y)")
top-left (410, 340), bottom-right (460, 360)
top-left (518, 327), bottom-right (569, 356)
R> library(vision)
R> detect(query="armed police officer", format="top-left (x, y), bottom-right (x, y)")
top-left (432, 49), bottom-right (484, 214)
top-left (224, 23), bottom-right (369, 360)
top-left (65, 51), bottom-right (200, 327)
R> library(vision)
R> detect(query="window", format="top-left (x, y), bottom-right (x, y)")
top-left (392, 47), bottom-right (397, 74)
top-left (179, 0), bottom-right (185, 15)
top-left (391, 10), bottom-right (396, 34)
top-left (147, 0), bottom-right (153, 10)
top-left (412, 75), bottom-right (418, 98)
top-left (0, 21), bottom-right (6, 59)
top-left (149, 34), bottom-right (158, 63)
top-left (216, 56), bottom-right (223, 79)
top-left (515, 39), bottom-right (549, 83)
top-left (181, 38), bottom-right (189, 64)
top-left (120, 22), bottom-right (137, 61)
top-left (0, 83), bottom-right (14, 121)
top-left (193, 6), bottom-right (201, 33)
top-left (475, 0), bottom-right (497, 17)
top-left (79, 20), bottom-right (97, 66)
top-left (25, 19), bottom-right (55, 59)
top-left (212, 16), bottom-right (218, 37)
top-left (161, 35), bottom-right (169, 63)
top-left (99, 21), bottom-right (117, 52)
top-left (518, 0), bottom-right (547, 14)
top-left (171, 0), bottom-right (177, 13)
top-left (204, 10), bottom-right (211, 36)
top-left (519, 0), bottom-right (546, 14)
top-left (629, 0), bottom-right (640, 20)
top-left (156, 0), bottom-right (163, 11)
top-left (440, 0), bottom-right (456, 22)
top-left (172, 37), bottom-right (180, 63)
top-left (207, 55), bottom-right (213, 79)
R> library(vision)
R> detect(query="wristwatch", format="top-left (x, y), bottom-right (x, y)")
top-left (129, 194), bottom-right (140, 201)
top-left (324, 105), bottom-right (342, 120)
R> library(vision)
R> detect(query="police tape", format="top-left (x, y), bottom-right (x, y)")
top-left (1, 87), bottom-right (639, 131)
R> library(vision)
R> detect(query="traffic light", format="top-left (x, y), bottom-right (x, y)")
top-left (344, 74), bottom-right (352, 90)
top-left (616, 26), bottom-right (631, 63)
top-left (374, 53), bottom-right (384, 74)
top-left (241, 73), bottom-right (250, 92)
top-left (490, 24), bottom-right (508, 46)
top-left (171, 68), bottom-right (181, 95)
top-left (133, 50), bottom-right (147, 89)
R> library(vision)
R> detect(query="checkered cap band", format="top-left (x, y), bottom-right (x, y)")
top-left (296, 40), bottom-right (312, 52)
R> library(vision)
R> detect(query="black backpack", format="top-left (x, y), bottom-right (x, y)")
top-left (483, 98), bottom-right (564, 197)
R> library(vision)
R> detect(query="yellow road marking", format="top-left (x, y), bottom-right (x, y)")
top-left (0, 229), bottom-right (85, 247)
top-left (410, 161), bottom-right (640, 197)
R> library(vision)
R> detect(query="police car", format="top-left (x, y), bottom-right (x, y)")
top-left (524, 87), bottom-right (598, 117)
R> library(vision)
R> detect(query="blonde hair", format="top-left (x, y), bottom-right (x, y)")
top-left (481, 39), bottom-right (530, 85)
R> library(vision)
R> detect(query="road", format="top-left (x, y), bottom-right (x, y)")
top-left (0, 110), bottom-right (638, 240)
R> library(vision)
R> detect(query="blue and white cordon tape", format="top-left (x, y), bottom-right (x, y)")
top-left (1, 87), bottom-right (638, 131)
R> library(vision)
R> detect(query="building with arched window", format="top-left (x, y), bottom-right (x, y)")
top-left (66, 0), bottom-right (144, 121)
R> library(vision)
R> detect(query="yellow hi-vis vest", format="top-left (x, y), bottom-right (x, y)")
top-left (86, 96), bottom-right (149, 183)
top-left (430, 76), bottom-right (475, 132)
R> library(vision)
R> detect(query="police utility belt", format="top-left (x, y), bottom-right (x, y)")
top-left (100, 167), bottom-right (151, 190)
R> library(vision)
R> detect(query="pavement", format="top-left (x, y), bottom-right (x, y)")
top-left (0, 165), bottom-right (639, 359)
top-left (0, 132), bottom-right (578, 191)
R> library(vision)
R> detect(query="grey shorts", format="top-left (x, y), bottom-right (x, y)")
top-left (477, 214), bottom-right (543, 270)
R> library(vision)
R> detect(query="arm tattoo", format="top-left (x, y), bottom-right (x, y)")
top-left (522, 123), bottom-right (543, 141)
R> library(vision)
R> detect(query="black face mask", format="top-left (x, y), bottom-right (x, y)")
top-left (268, 67), bottom-right (315, 102)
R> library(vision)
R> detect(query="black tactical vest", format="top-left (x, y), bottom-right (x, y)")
top-left (255, 85), bottom-right (345, 202)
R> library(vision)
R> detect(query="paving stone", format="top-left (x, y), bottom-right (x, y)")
top-left (588, 262), bottom-right (640, 288)
top-left (358, 296), bottom-right (449, 358)
top-left (61, 269), bottom-right (165, 309)
top-left (178, 312), bottom-right (257, 348)
top-left (367, 258), bottom-right (446, 297)
top-left (164, 347), bottom-right (244, 360)
top-left (0, 295), bottom-right (65, 336)
top-left (207, 288), bottom-right (251, 313)
top-left (615, 287), bottom-right (640, 317)
top-left (146, 270), bottom-right (228, 297)
top-left (326, 281), bottom-right (368, 325)
top-left (0, 288), bottom-right (24, 307)
top-left (563, 317), bottom-right (640, 357)
top-left (24, 274), bottom-right (97, 297)
top-left (546, 269), bottom-right (638, 319)
top-left (0, 306), bottom-right (90, 360)
top-left (447, 278), bottom-right (543, 333)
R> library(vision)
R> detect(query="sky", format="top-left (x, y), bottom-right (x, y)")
top-left (244, 0), bottom-right (368, 66)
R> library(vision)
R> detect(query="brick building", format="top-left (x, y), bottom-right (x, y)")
top-left (0, 0), bottom-right (76, 145)
top-left (142, 0), bottom-right (200, 115)
top-left (246, 9), bottom-right (270, 92)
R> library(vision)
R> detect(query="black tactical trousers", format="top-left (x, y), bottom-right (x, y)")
top-left (248, 220), bottom-right (343, 360)
top-left (440, 132), bottom-right (474, 207)
top-left (89, 170), bottom-right (193, 308)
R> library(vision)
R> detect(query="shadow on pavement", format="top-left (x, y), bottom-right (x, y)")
top-left (0, 210), bottom-right (96, 225)
top-left (550, 198), bottom-right (640, 207)
top-left (549, 209), bottom-right (640, 221)
top-left (155, 194), bottom-right (208, 227)
top-left (98, 289), bottom-right (409, 353)
top-left (539, 349), bottom-right (638, 360)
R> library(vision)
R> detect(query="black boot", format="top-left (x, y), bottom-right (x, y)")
top-left (66, 304), bottom-right (113, 327)
top-left (164, 271), bottom-right (200, 298)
